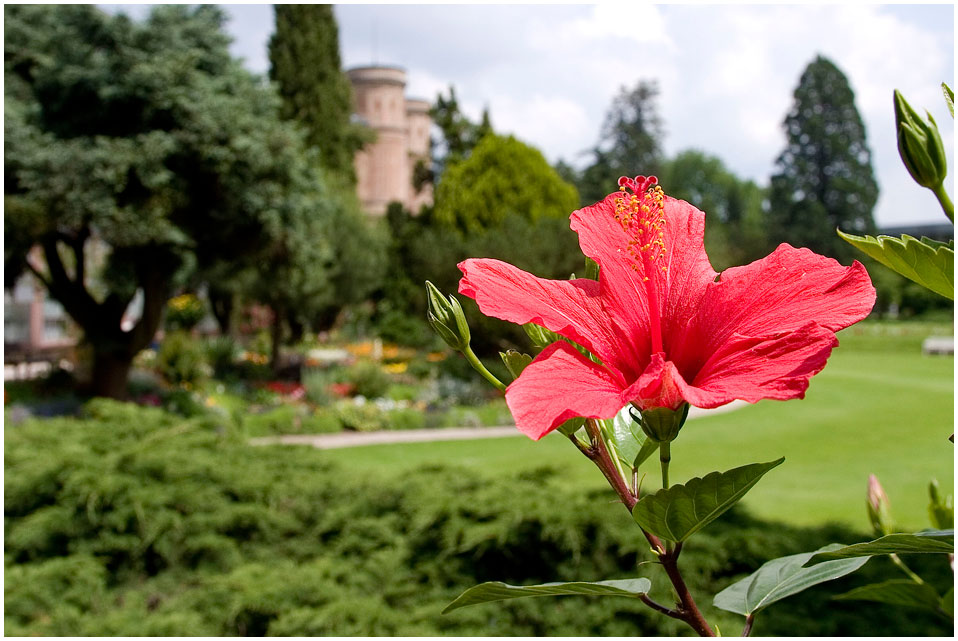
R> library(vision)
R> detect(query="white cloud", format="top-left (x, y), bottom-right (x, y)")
top-left (104, 3), bottom-right (953, 226)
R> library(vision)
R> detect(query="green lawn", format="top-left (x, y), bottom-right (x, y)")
top-left (329, 322), bottom-right (954, 531)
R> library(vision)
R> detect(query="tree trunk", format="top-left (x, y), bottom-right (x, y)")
top-left (209, 288), bottom-right (237, 337)
top-left (91, 349), bottom-right (134, 400)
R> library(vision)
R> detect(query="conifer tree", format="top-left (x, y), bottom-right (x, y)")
top-left (769, 55), bottom-right (878, 264)
top-left (578, 80), bottom-right (666, 205)
top-left (268, 4), bottom-right (365, 185)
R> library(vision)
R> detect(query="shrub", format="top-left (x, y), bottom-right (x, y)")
top-left (301, 366), bottom-right (335, 406)
top-left (156, 331), bottom-right (210, 386)
top-left (204, 336), bottom-right (240, 379)
top-left (339, 360), bottom-right (390, 399)
top-left (4, 402), bottom-right (951, 637)
top-left (386, 407), bottom-right (426, 431)
top-left (165, 294), bottom-right (207, 331)
top-left (335, 402), bottom-right (387, 432)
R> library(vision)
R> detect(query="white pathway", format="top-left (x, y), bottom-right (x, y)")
top-left (250, 401), bottom-right (747, 450)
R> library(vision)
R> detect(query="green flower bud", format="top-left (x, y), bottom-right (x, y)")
top-left (499, 350), bottom-right (533, 381)
top-left (425, 281), bottom-right (471, 351)
top-left (631, 403), bottom-right (690, 443)
top-left (557, 416), bottom-right (585, 437)
top-left (894, 89), bottom-right (948, 189)
top-left (867, 474), bottom-right (895, 537)
top-left (928, 479), bottom-right (954, 531)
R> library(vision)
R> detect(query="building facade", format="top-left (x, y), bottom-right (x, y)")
top-left (347, 65), bottom-right (433, 215)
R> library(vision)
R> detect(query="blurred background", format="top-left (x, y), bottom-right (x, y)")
top-left (4, 3), bottom-right (954, 637)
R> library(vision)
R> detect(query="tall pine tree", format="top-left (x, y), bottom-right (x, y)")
top-left (578, 80), bottom-right (665, 205)
top-left (268, 5), bottom-right (366, 185)
top-left (769, 55), bottom-right (878, 264)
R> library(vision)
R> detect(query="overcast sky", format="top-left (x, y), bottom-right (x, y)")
top-left (105, 2), bottom-right (955, 228)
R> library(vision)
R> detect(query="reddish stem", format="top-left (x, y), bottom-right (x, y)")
top-left (572, 422), bottom-right (715, 637)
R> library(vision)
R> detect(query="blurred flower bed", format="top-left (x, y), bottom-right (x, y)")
top-left (112, 331), bottom-right (512, 438)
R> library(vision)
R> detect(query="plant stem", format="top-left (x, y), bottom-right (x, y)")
top-left (573, 422), bottom-right (715, 637)
top-left (659, 544), bottom-right (716, 637)
top-left (890, 553), bottom-right (926, 585)
top-left (660, 441), bottom-right (671, 489)
top-left (742, 614), bottom-right (755, 637)
top-left (462, 345), bottom-right (506, 392)
top-left (932, 182), bottom-right (954, 222)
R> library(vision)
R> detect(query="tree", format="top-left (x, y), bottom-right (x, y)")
top-left (428, 86), bottom-right (493, 181)
top-left (661, 150), bottom-right (768, 270)
top-left (769, 55), bottom-right (878, 264)
top-left (433, 134), bottom-right (579, 234)
top-left (578, 80), bottom-right (666, 205)
top-left (268, 4), bottom-right (369, 186)
top-left (4, 5), bottom-right (330, 397)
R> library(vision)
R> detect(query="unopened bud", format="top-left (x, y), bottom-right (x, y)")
top-left (894, 89), bottom-right (948, 190)
top-left (631, 403), bottom-right (690, 443)
top-left (928, 479), bottom-right (954, 531)
top-left (425, 281), bottom-right (471, 351)
top-left (867, 474), bottom-right (894, 536)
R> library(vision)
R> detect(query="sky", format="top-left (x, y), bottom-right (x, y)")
top-left (103, 2), bottom-right (955, 228)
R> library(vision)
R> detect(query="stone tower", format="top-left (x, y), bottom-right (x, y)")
top-left (348, 65), bottom-right (433, 215)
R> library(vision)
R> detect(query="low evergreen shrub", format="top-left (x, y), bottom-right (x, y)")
top-left (4, 402), bottom-right (951, 636)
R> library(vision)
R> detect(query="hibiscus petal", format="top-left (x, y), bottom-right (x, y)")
top-left (684, 324), bottom-right (841, 408)
top-left (458, 258), bottom-right (624, 376)
top-left (672, 244), bottom-right (875, 378)
top-left (620, 353), bottom-right (693, 411)
top-left (570, 193), bottom-right (717, 378)
top-left (505, 341), bottom-right (627, 440)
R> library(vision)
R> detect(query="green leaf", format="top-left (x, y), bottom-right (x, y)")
top-left (632, 458), bottom-right (784, 542)
top-left (944, 83), bottom-right (954, 118)
top-left (442, 578), bottom-right (652, 614)
top-left (712, 544), bottom-right (870, 616)
top-left (804, 530), bottom-right (954, 564)
top-left (834, 579), bottom-right (942, 614)
top-left (837, 231), bottom-right (954, 299)
top-left (941, 587), bottom-right (954, 618)
top-left (499, 350), bottom-right (533, 381)
top-left (599, 405), bottom-right (652, 468)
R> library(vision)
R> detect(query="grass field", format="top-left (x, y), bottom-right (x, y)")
top-left (329, 322), bottom-right (954, 531)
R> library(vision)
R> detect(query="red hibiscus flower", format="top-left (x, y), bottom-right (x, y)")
top-left (458, 176), bottom-right (876, 440)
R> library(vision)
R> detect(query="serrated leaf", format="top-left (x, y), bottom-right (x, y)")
top-left (712, 544), bottom-right (870, 616)
top-left (804, 530), bottom-right (954, 564)
top-left (632, 458), bottom-right (784, 542)
top-left (442, 578), bottom-right (652, 614)
top-left (499, 350), bottom-right (533, 381)
top-left (837, 230), bottom-right (954, 299)
top-left (835, 579), bottom-right (942, 614)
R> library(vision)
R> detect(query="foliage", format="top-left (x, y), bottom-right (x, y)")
top-left (155, 331), bottom-right (210, 387)
top-left (165, 294), bottom-right (207, 331)
top-left (268, 4), bottom-right (369, 186)
top-left (768, 55), bottom-right (878, 264)
top-left (203, 336), bottom-right (241, 380)
top-left (4, 401), bottom-right (951, 636)
top-left (380, 204), bottom-right (582, 354)
top-left (428, 86), bottom-right (494, 179)
top-left (3, 5), bottom-right (325, 397)
top-left (433, 134), bottom-right (579, 235)
top-left (576, 80), bottom-right (666, 205)
top-left (338, 360), bottom-right (391, 399)
top-left (661, 150), bottom-right (768, 270)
